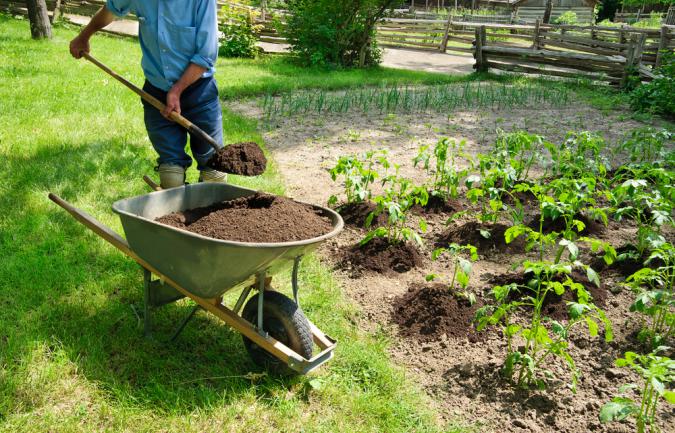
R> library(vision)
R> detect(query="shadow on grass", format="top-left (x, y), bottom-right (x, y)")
top-left (2, 138), bottom-right (297, 415)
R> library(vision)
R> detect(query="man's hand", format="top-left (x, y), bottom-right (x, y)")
top-left (68, 7), bottom-right (115, 59)
top-left (69, 35), bottom-right (90, 59)
top-left (162, 87), bottom-right (182, 120)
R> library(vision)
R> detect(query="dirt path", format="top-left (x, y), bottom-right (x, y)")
top-left (260, 42), bottom-right (475, 74)
top-left (230, 95), bottom-right (675, 433)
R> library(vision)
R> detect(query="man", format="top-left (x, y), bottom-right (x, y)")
top-left (70, 0), bottom-right (227, 188)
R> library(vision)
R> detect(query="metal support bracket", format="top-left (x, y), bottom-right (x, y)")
top-left (169, 305), bottom-right (202, 341)
top-left (256, 270), bottom-right (268, 338)
top-left (292, 255), bottom-right (303, 308)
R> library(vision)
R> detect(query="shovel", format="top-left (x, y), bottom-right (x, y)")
top-left (81, 53), bottom-right (254, 175)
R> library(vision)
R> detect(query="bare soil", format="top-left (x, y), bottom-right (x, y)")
top-left (392, 284), bottom-right (486, 343)
top-left (336, 201), bottom-right (387, 229)
top-left (156, 192), bottom-right (333, 243)
top-left (438, 221), bottom-right (517, 254)
top-left (231, 94), bottom-right (674, 432)
top-left (340, 237), bottom-right (423, 276)
top-left (208, 142), bottom-right (267, 176)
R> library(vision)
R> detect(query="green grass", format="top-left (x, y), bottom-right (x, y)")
top-left (216, 53), bottom-right (472, 99)
top-left (0, 16), bottom-right (468, 433)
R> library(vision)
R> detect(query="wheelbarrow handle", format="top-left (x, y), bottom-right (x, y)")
top-left (81, 53), bottom-right (220, 153)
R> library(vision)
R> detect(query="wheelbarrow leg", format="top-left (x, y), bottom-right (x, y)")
top-left (257, 271), bottom-right (268, 338)
top-left (169, 305), bottom-right (202, 342)
top-left (292, 255), bottom-right (303, 309)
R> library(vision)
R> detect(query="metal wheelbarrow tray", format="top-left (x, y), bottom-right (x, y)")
top-left (49, 182), bottom-right (344, 374)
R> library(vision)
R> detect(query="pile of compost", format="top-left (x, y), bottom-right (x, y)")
top-left (156, 192), bottom-right (333, 243)
top-left (392, 284), bottom-right (485, 343)
top-left (208, 142), bottom-right (267, 176)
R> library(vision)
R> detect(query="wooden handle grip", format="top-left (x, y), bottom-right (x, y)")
top-left (82, 53), bottom-right (220, 152)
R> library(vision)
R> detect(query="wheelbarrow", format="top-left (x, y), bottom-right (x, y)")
top-left (48, 182), bottom-right (344, 374)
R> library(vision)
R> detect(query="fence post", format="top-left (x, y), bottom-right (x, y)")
top-left (440, 13), bottom-right (452, 53)
top-left (532, 18), bottom-right (541, 49)
top-left (619, 25), bottom-right (627, 45)
top-left (473, 26), bottom-right (487, 73)
top-left (621, 35), bottom-right (638, 88)
top-left (655, 25), bottom-right (669, 69)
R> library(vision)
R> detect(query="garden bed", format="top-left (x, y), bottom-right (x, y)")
top-left (233, 91), bottom-right (674, 432)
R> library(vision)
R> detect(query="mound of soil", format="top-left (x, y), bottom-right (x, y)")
top-left (486, 270), bottom-right (608, 321)
top-left (392, 284), bottom-right (484, 343)
top-left (156, 192), bottom-right (333, 243)
top-left (592, 244), bottom-right (659, 278)
top-left (528, 213), bottom-right (606, 236)
top-left (208, 142), bottom-right (267, 176)
top-left (342, 237), bottom-right (423, 275)
top-left (437, 221), bottom-right (517, 253)
top-left (412, 194), bottom-right (465, 215)
top-left (337, 201), bottom-right (387, 228)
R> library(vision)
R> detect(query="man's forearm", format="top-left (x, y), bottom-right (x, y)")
top-left (80, 7), bottom-right (115, 39)
top-left (172, 63), bottom-right (208, 93)
top-left (161, 63), bottom-right (208, 118)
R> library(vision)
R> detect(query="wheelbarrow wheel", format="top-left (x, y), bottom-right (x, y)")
top-left (241, 291), bottom-right (313, 375)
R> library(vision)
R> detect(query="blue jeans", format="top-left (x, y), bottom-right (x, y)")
top-left (142, 77), bottom-right (224, 170)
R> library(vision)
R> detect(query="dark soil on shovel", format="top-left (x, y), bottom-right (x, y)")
top-left (341, 238), bottom-right (423, 275)
top-left (156, 192), bottom-right (333, 243)
top-left (392, 284), bottom-right (485, 343)
top-left (207, 142), bottom-right (267, 176)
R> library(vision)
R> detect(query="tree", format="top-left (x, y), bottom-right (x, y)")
top-left (284, 0), bottom-right (403, 68)
top-left (27, 0), bottom-right (53, 39)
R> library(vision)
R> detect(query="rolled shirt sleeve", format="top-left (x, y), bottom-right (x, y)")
top-left (105, 0), bottom-right (133, 17)
top-left (189, 0), bottom-right (219, 70)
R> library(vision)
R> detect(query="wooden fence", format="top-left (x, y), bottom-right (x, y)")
top-left (473, 23), bottom-right (675, 86)
top-left (376, 17), bottom-right (675, 68)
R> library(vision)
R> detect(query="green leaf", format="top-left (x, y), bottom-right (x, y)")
top-left (663, 390), bottom-right (675, 404)
top-left (425, 274), bottom-right (439, 282)
top-left (586, 267), bottom-right (600, 288)
top-left (599, 400), bottom-right (636, 423)
top-left (479, 229), bottom-right (491, 239)
top-left (456, 270), bottom-right (469, 289)
top-left (569, 303), bottom-right (586, 319)
top-left (585, 317), bottom-right (599, 337)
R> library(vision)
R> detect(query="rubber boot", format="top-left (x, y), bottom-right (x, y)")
top-left (199, 168), bottom-right (228, 184)
top-left (157, 164), bottom-right (186, 189)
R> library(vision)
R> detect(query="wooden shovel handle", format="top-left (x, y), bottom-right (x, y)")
top-left (82, 53), bottom-right (220, 152)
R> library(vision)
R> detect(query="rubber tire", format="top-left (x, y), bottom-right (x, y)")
top-left (241, 291), bottom-right (313, 375)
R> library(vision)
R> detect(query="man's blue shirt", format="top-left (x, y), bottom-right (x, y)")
top-left (106, 0), bottom-right (218, 91)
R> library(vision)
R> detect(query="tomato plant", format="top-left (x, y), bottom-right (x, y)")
top-left (427, 243), bottom-right (479, 305)
top-left (328, 150), bottom-right (389, 206)
top-left (625, 243), bottom-right (675, 348)
top-left (413, 137), bottom-right (472, 200)
top-left (600, 348), bottom-right (675, 433)
top-left (476, 260), bottom-right (613, 391)
top-left (361, 174), bottom-right (428, 246)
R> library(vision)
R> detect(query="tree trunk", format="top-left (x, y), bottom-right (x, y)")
top-left (542, 0), bottom-right (553, 24)
top-left (27, 0), bottom-right (53, 39)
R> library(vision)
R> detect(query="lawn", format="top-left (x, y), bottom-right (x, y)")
top-left (0, 16), bottom-right (467, 433)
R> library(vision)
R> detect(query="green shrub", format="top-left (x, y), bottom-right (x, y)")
top-left (284, 0), bottom-right (403, 67)
top-left (554, 11), bottom-right (578, 25)
top-left (218, 4), bottom-right (261, 58)
top-left (630, 52), bottom-right (675, 118)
